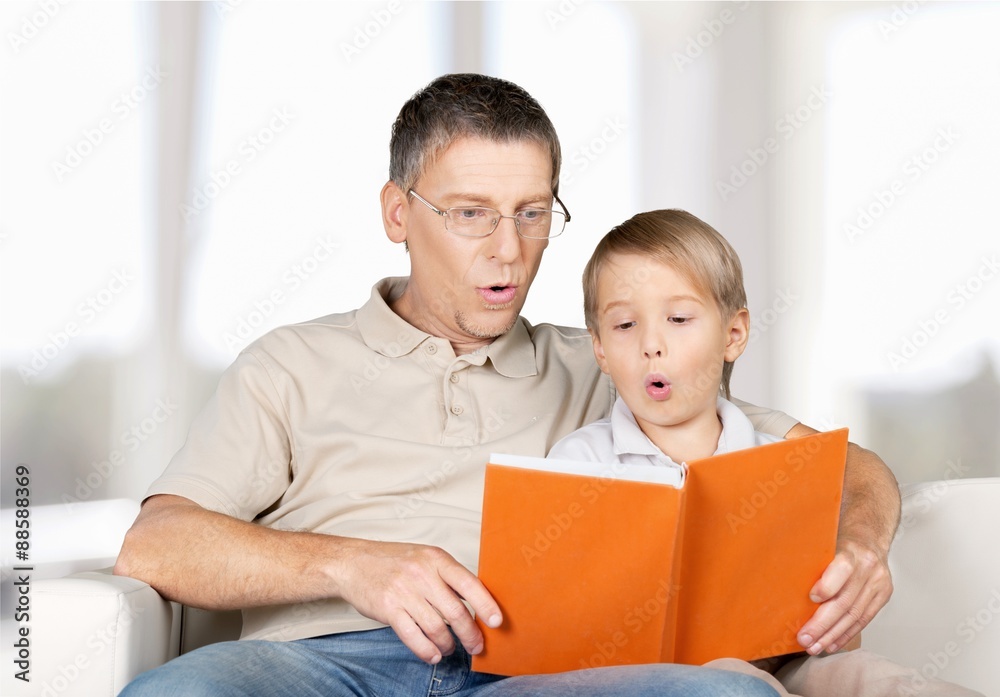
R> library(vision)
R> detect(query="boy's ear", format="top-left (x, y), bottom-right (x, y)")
top-left (591, 329), bottom-right (611, 375)
top-left (381, 180), bottom-right (409, 244)
top-left (724, 307), bottom-right (750, 362)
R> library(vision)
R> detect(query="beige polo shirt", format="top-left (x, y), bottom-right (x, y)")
top-left (147, 277), bottom-right (797, 642)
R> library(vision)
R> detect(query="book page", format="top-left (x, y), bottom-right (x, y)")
top-left (489, 452), bottom-right (684, 487)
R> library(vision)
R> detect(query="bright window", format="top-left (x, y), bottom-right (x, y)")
top-left (1, 2), bottom-right (148, 382)
top-left (817, 3), bottom-right (1000, 442)
top-left (182, 2), bottom-right (441, 367)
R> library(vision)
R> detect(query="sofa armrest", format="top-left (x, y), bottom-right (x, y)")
top-left (863, 477), bottom-right (1000, 695)
top-left (32, 569), bottom-right (181, 696)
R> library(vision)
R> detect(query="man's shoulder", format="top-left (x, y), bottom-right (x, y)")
top-left (285, 309), bottom-right (362, 335)
top-left (243, 309), bottom-right (363, 359)
top-left (514, 319), bottom-right (604, 381)
top-left (243, 277), bottom-right (406, 359)
top-left (520, 319), bottom-right (590, 341)
top-left (519, 319), bottom-right (593, 359)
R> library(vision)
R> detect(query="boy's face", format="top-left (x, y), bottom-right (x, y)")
top-left (591, 253), bottom-right (749, 448)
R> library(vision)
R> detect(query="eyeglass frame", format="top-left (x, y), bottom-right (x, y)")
top-left (407, 189), bottom-right (571, 240)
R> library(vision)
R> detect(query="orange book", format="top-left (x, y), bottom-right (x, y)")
top-left (471, 428), bottom-right (849, 676)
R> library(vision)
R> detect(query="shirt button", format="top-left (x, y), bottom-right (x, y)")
top-left (451, 405), bottom-right (464, 415)
top-left (426, 344), bottom-right (437, 355)
top-left (449, 374), bottom-right (460, 383)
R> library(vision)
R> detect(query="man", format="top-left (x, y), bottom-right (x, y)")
top-left (115, 74), bottom-right (898, 696)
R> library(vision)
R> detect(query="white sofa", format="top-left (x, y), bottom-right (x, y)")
top-left (861, 477), bottom-right (999, 694)
top-left (18, 477), bottom-right (1000, 696)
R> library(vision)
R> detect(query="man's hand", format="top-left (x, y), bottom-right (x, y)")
top-left (334, 539), bottom-right (502, 665)
top-left (782, 426), bottom-right (900, 656)
top-left (796, 535), bottom-right (893, 655)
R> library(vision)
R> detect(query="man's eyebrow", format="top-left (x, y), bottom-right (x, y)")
top-left (441, 192), bottom-right (491, 206)
top-left (443, 192), bottom-right (553, 208)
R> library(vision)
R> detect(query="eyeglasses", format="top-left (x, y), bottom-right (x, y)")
top-left (408, 190), bottom-right (571, 240)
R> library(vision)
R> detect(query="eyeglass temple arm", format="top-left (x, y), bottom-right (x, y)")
top-left (554, 194), bottom-right (571, 223)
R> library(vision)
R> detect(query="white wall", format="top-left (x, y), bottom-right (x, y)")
top-left (2, 0), bottom-right (998, 516)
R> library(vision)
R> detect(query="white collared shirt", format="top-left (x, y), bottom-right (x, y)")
top-left (548, 395), bottom-right (782, 487)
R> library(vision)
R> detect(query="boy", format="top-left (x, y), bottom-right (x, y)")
top-left (548, 209), bottom-right (982, 697)
top-left (549, 208), bottom-right (774, 472)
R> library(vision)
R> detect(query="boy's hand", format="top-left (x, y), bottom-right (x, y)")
top-left (796, 535), bottom-right (893, 655)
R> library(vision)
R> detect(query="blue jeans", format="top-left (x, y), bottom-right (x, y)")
top-left (121, 627), bottom-right (780, 696)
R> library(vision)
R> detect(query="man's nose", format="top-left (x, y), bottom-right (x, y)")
top-left (484, 216), bottom-right (522, 262)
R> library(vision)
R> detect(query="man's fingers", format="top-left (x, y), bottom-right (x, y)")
top-left (798, 544), bottom-right (893, 655)
top-left (389, 612), bottom-right (447, 665)
top-left (808, 554), bottom-right (852, 603)
top-left (802, 586), bottom-right (869, 654)
top-left (436, 564), bottom-right (502, 655)
top-left (441, 563), bottom-right (502, 627)
top-left (382, 581), bottom-right (464, 663)
top-left (798, 554), bottom-right (853, 650)
top-left (820, 577), bottom-right (893, 653)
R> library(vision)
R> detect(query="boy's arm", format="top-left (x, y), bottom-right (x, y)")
top-left (784, 422), bottom-right (901, 656)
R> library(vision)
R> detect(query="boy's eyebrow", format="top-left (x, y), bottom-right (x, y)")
top-left (600, 294), bottom-right (705, 314)
top-left (665, 294), bottom-right (705, 305)
top-left (599, 299), bottom-right (631, 314)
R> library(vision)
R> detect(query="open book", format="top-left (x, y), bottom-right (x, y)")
top-left (471, 428), bottom-right (849, 676)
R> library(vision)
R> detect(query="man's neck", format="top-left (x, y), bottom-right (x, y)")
top-left (387, 286), bottom-right (499, 356)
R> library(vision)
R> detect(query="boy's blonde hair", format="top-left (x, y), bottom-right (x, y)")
top-left (582, 209), bottom-right (748, 399)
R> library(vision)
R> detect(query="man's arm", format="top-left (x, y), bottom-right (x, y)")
top-left (784, 423), bottom-right (901, 655)
top-left (113, 494), bottom-right (502, 664)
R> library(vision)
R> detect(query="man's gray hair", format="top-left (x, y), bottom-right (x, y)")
top-left (389, 74), bottom-right (562, 194)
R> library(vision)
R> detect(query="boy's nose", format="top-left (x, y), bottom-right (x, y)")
top-left (642, 330), bottom-right (664, 359)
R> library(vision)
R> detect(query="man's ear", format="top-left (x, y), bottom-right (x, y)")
top-left (724, 307), bottom-right (750, 362)
top-left (591, 329), bottom-right (611, 376)
top-left (381, 181), bottom-right (408, 245)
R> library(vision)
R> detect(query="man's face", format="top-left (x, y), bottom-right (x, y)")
top-left (591, 253), bottom-right (747, 450)
top-left (386, 137), bottom-right (553, 353)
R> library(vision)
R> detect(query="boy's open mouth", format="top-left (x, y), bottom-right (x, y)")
top-left (645, 374), bottom-right (672, 400)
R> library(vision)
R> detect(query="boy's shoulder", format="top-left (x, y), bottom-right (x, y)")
top-left (717, 398), bottom-right (783, 453)
top-left (547, 414), bottom-right (614, 462)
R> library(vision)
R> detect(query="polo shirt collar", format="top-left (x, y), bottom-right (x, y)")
top-left (356, 278), bottom-right (428, 357)
top-left (356, 278), bottom-right (539, 378)
top-left (610, 395), bottom-right (759, 461)
top-left (485, 318), bottom-right (537, 378)
top-left (610, 397), bottom-right (662, 458)
top-left (715, 396), bottom-right (758, 453)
